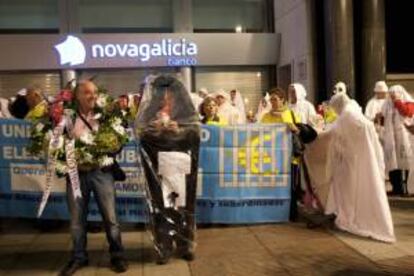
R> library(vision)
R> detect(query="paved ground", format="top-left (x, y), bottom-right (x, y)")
top-left (0, 197), bottom-right (413, 276)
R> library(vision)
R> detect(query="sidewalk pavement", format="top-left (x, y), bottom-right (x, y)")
top-left (0, 197), bottom-right (412, 276)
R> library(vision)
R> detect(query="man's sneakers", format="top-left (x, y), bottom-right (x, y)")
top-left (59, 259), bottom-right (89, 276)
top-left (111, 257), bottom-right (129, 273)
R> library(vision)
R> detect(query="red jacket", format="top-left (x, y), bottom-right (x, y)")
top-left (394, 100), bottom-right (414, 117)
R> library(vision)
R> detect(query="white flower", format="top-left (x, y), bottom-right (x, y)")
top-left (96, 94), bottom-right (108, 108)
top-left (35, 123), bottom-right (44, 132)
top-left (100, 156), bottom-right (114, 167)
top-left (112, 117), bottom-right (122, 127)
top-left (51, 136), bottom-right (64, 150)
top-left (64, 109), bottom-right (75, 117)
top-left (55, 161), bottom-right (68, 175)
top-left (84, 152), bottom-right (93, 162)
top-left (94, 113), bottom-right (102, 120)
top-left (121, 110), bottom-right (127, 117)
top-left (45, 130), bottom-right (53, 141)
top-left (113, 124), bottom-right (126, 136)
top-left (79, 132), bottom-right (95, 145)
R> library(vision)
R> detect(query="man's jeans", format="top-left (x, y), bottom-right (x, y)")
top-left (67, 169), bottom-right (124, 262)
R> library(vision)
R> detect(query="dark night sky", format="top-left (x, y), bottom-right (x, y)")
top-left (385, 0), bottom-right (414, 73)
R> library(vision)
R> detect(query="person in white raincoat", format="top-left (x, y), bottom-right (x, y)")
top-left (323, 93), bottom-right (395, 243)
top-left (288, 83), bottom-right (317, 124)
top-left (213, 89), bottom-right (242, 125)
top-left (365, 81), bottom-right (388, 141)
top-left (382, 85), bottom-right (413, 195)
top-left (230, 89), bottom-right (246, 124)
top-left (256, 93), bottom-right (271, 122)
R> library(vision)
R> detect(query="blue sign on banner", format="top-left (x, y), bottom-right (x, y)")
top-left (0, 119), bottom-right (291, 224)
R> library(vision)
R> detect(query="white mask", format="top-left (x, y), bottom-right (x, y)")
top-left (333, 82), bottom-right (347, 95)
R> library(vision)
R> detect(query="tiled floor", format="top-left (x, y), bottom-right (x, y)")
top-left (0, 197), bottom-right (413, 275)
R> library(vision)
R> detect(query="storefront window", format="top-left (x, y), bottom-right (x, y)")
top-left (77, 68), bottom-right (178, 96)
top-left (193, 0), bottom-right (272, 33)
top-left (0, 0), bottom-right (58, 33)
top-left (79, 0), bottom-right (174, 33)
top-left (0, 72), bottom-right (61, 98)
top-left (195, 66), bottom-right (271, 114)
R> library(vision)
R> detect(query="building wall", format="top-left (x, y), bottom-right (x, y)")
top-left (274, 0), bottom-right (315, 103)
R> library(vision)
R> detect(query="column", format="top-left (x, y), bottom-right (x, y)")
top-left (324, 0), bottom-right (356, 98)
top-left (361, 0), bottom-right (386, 105)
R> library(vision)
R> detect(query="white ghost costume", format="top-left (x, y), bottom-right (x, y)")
top-left (214, 89), bottom-right (242, 125)
top-left (189, 92), bottom-right (204, 113)
top-left (321, 93), bottom-right (395, 243)
top-left (365, 81), bottom-right (388, 141)
top-left (365, 81), bottom-right (388, 122)
top-left (383, 85), bottom-right (414, 194)
top-left (332, 81), bottom-right (362, 114)
top-left (256, 93), bottom-right (271, 122)
top-left (230, 89), bottom-right (246, 124)
top-left (0, 98), bottom-right (12, 118)
top-left (382, 85), bottom-right (413, 175)
top-left (288, 83), bottom-right (317, 124)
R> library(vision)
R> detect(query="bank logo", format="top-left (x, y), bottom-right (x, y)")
top-left (54, 35), bottom-right (86, 66)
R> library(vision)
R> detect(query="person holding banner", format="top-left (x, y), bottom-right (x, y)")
top-left (260, 87), bottom-right (302, 221)
top-left (25, 87), bottom-right (48, 120)
top-left (136, 75), bottom-right (200, 265)
top-left (199, 97), bottom-right (228, 126)
top-left (60, 81), bottom-right (128, 275)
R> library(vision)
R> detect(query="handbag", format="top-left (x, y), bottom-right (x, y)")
top-left (290, 111), bottom-right (318, 144)
top-left (291, 131), bottom-right (305, 157)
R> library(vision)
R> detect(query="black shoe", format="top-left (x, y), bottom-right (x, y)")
top-left (181, 250), bottom-right (195, 261)
top-left (155, 250), bottom-right (172, 265)
top-left (177, 246), bottom-right (195, 261)
top-left (111, 257), bottom-right (128, 273)
top-left (59, 259), bottom-right (88, 276)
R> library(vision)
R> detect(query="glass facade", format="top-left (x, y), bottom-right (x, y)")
top-left (79, 0), bottom-right (174, 33)
top-left (0, 0), bottom-right (59, 33)
top-left (77, 68), bottom-right (178, 96)
top-left (0, 0), bottom-right (273, 34)
top-left (193, 0), bottom-right (272, 33)
top-left (195, 66), bottom-right (270, 113)
top-left (0, 1), bottom-right (276, 101)
top-left (0, 72), bottom-right (61, 98)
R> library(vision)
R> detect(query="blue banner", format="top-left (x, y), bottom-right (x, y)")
top-left (0, 119), bottom-right (292, 224)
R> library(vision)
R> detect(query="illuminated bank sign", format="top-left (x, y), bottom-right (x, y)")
top-left (54, 35), bottom-right (198, 67)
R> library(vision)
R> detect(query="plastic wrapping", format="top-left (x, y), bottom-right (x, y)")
top-left (135, 74), bottom-right (200, 264)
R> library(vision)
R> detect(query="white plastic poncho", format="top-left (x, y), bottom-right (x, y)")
top-left (0, 98), bottom-right (12, 118)
top-left (323, 93), bottom-right (395, 242)
top-left (288, 83), bottom-right (317, 124)
top-left (365, 97), bottom-right (387, 122)
top-left (256, 93), bottom-right (271, 122)
top-left (230, 89), bottom-right (246, 124)
top-left (214, 89), bottom-right (243, 125)
top-left (189, 92), bottom-right (204, 113)
top-left (382, 85), bottom-right (413, 173)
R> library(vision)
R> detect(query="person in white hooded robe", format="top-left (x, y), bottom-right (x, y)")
top-left (382, 85), bottom-right (413, 195)
top-left (230, 89), bottom-right (246, 124)
top-left (288, 83), bottom-right (316, 124)
top-left (332, 81), bottom-right (362, 112)
top-left (322, 93), bottom-right (395, 243)
top-left (0, 97), bottom-right (13, 118)
top-left (214, 89), bottom-right (242, 125)
top-left (256, 92), bottom-right (271, 122)
top-left (365, 81), bottom-right (388, 141)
